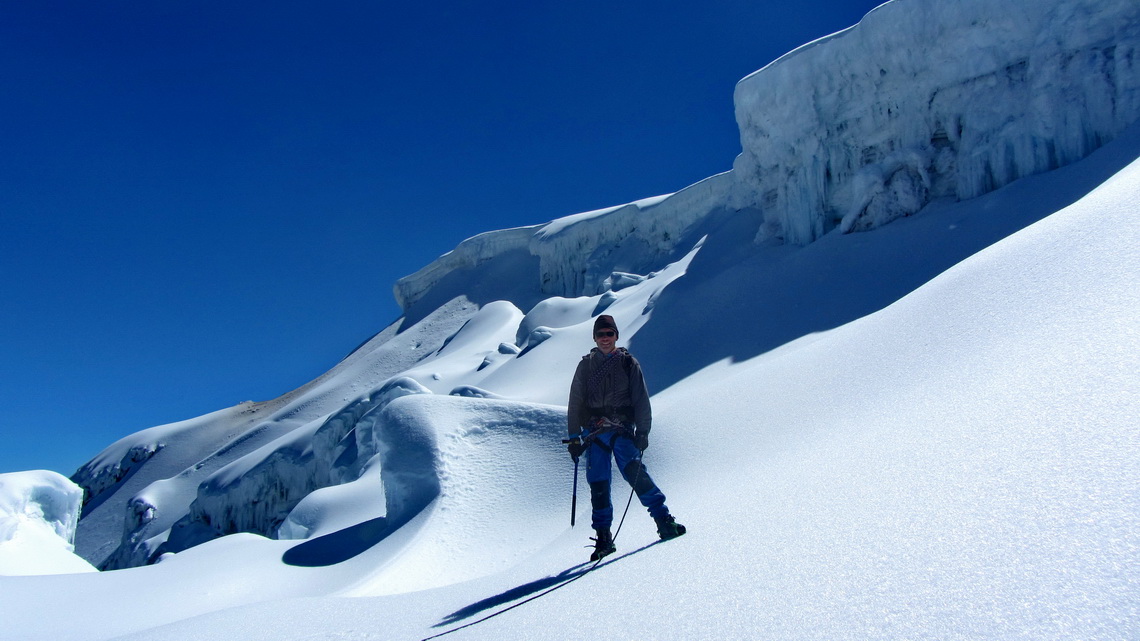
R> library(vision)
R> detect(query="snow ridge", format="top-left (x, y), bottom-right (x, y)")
top-left (43, 0), bottom-right (1140, 584)
top-left (529, 172), bottom-right (732, 298)
top-left (395, 0), bottom-right (1140, 314)
top-left (393, 226), bottom-right (540, 312)
top-left (156, 378), bottom-right (433, 562)
top-left (71, 441), bottom-right (164, 513)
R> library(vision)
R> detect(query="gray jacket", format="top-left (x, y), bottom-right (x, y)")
top-left (567, 347), bottom-right (652, 436)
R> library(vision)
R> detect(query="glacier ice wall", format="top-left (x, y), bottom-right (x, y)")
top-left (152, 378), bottom-right (432, 562)
top-left (731, 0), bottom-right (1140, 244)
top-left (393, 226), bottom-right (539, 313)
top-left (0, 471), bottom-right (85, 546)
top-left (77, 297), bottom-right (479, 570)
top-left (72, 438), bottom-right (165, 511)
top-left (395, 171), bottom-right (734, 308)
top-left (0, 470), bottom-right (96, 575)
top-left (72, 0), bottom-right (1140, 571)
top-left (395, 0), bottom-right (1140, 311)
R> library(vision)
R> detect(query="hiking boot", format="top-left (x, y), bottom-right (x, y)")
top-left (655, 514), bottom-right (686, 540)
top-left (590, 528), bottom-right (616, 561)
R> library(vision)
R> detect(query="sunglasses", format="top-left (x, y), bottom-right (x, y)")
top-left (594, 331), bottom-right (616, 338)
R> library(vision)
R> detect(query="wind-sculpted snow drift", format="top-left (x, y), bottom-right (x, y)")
top-left (0, 471), bottom-right (95, 575)
top-left (58, 0), bottom-right (1140, 578)
top-left (159, 377), bottom-right (436, 560)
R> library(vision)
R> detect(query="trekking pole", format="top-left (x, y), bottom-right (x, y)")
top-left (562, 436), bottom-right (583, 527)
top-left (570, 456), bottom-right (579, 527)
top-left (610, 450), bottom-right (643, 547)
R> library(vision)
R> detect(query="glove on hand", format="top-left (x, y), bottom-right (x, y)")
top-left (634, 431), bottom-right (649, 451)
top-left (567, 439), bottom-right (587, 460)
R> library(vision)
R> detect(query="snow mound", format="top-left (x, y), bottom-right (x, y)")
top-left (0, 470), bottom-right (96, 575)
top-left (267, 394), bottom-right (570, 597)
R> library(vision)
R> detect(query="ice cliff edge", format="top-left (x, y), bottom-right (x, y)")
top-left (394, 0), bottom-right (1140, 312)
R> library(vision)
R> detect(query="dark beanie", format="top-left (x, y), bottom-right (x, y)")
top-left (593, 315), bottom-right (618, 336)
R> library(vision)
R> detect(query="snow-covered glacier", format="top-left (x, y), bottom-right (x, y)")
top-left (395, 0), bottom-right (1140, 308)
top-left (59, 0), bottom-right (1140, 573)
top-left (732, 0), bottom-right (1140, 244)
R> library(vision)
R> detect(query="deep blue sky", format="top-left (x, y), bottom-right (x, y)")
top-left (1, 1), bottom-right (883, 475)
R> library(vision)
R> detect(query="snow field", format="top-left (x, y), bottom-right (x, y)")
top-left (1, 0), bottom-right (1138, 638)
top-left (8, 150), bottom-right (1128, 641)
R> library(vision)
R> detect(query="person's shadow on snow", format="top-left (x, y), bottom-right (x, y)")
top-left (434, 540), bottom-right (661, 628)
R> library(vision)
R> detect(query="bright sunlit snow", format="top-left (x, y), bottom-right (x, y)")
top-left (0, 471), bottom-right (96, 576)
top-left (1, 0), bottom-right (1138, 639)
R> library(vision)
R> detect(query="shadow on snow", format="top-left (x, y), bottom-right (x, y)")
top-left (434, 540), bottom-right (662, 629)
top-left (280, 516), bottom-right (390, 567)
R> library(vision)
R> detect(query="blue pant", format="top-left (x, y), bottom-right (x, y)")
top-left (585, 429), bottom-right (670, 530)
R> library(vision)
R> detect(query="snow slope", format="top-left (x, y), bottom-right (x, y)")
top-left (1, 0), bottom-right (1138, 638)
top-left (2, 114), bottom-right (1134, 641)
top-left (63, 0), bottom-right (1140, 574)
